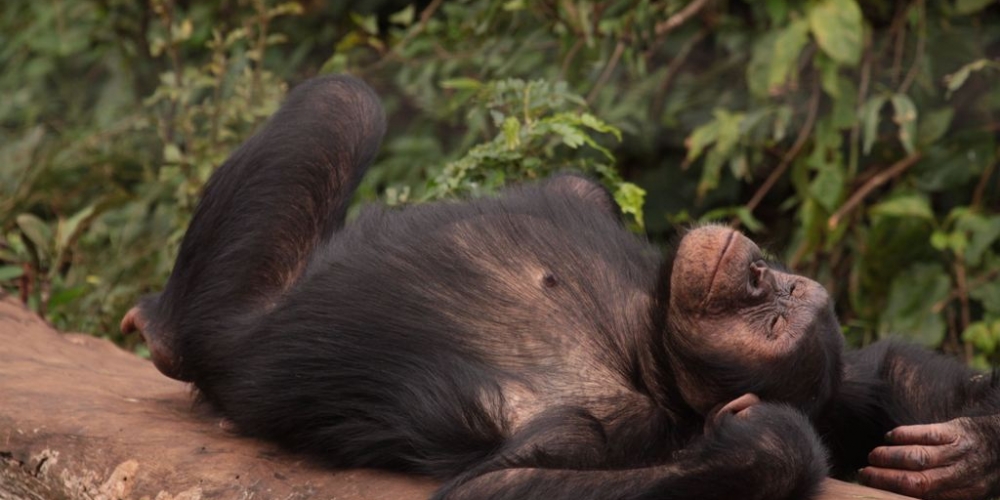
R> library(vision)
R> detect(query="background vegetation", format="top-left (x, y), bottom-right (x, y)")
top-left (1, 0), bottom-right (998, 366)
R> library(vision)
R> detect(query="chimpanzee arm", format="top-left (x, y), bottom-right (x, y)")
top-left (836, 341), bottom-right (1000, 500)
top-left (433, 402), bottom-right (828, 500)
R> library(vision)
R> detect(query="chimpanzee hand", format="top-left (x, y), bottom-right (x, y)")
top-left (688, 393), bottom-right (828, 500)
top-left (859, 416), bottom-right (1000, 500)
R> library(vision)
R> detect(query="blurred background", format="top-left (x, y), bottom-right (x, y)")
top-left (0, 0), bottom-right (997, 366)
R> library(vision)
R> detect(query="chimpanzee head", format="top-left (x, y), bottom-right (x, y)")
top-left (664, 225), bottom-right (843, 417)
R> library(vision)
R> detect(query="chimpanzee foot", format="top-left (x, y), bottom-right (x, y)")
top-left (121, 306), bottom-right (192, 382)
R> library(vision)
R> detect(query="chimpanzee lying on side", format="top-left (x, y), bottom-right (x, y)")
top-left (122, 75), bottom-right (1000, 500)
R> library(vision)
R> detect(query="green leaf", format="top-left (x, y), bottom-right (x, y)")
top-left (765, 0), bottom-right (789, 23)
top-left (971, 281), bottom-right (1000, 315)
top-left (891, 94), bottom-right (918, 155)
top-left (768, 19), bottom-right (810, 92)
top-left (962, 321), bottom-right (999, 355)
top-left (685, 120), bottom-right (720, 162)
top-left (861, 95), bottom-right (887, 155)
top-left (48, 285), bottom-right (87, 308)
top-left (440, 78), bottom-right (483, 90)
top-left (163, 144), bottom-right (183, 164)
top-left (501, 117), bottom-right (521, 150)
top-left (956, 213), bottom-right (1000, 266)
top-left (808, 0), bottom-right (864, 66)
top-left (578, 113), bottom-right (621, 141)
top-left (56, 204), bottom-right (97, 256)
top-left (694, 110), bottom-right (744, 197)
top-left (734, 207), bottom-right (765, 233)
top-left (550, 123), bottom-right (586, 149)
top-left (0, 265), bottom-right (24, 281)
top-left (809, 164), bottom-right (844, 213)
top-left (747, 31), bottom-right (779, 98)
top-left (502, 0), bottom-right (527, 11)
top-left (16, 213), bottom-right (52, 258)
top-left (389, 5), bottom-right (415, 26)
top-left (350, 13), bottom-right (379, 35)
top-left (613, 182), bottom-right (646, 229)
top-left (817, 53), bottom-right (841, 98)
top-left (869, 194), bottom-right (935, 221)
top-left (955, 0), bottom-right (996, 14)
top-left (773, 105), bottom-right (793, 141)
top-left (917, 108), bottom-right (954, 146)
top-left (879, 263), bottom-right (950, 346)
top-left (828, 77), bottom-right (858, 129)
top-left (945, 59), bottom-right (997, 98)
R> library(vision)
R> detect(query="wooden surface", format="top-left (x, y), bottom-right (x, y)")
top-left (0, 296), bottom-right (915, 499)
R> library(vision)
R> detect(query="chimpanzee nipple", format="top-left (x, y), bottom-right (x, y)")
top-left (542, 272), bottom-right (558, 288)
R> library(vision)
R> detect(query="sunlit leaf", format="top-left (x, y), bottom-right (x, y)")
top-left (350, 13), bottom-right (379, 36)
top-left (962, 321), bottom-right (998, 354)
top-left (808, 0), bottom-right (863, 66)
top-left (614, 182), bottom-right (646, 229)
top-left (441, 78), bottom-right (483, 90)
top-left (389, 5), bottom-right (415, 26)
top-left (891, 94), bottom-right (918, 155)
top-left (16, 213), bottom-right (52, 258)
top-left (502, 117), bottom-right (521, 150)
top-left (768, 19), bottom-right (810, 93)
top-left (55, 204), bottom-right (97, 258)
top-left (945, 59), bottom-right (998, 98)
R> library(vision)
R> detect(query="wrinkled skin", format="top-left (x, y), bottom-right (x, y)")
top-left (860, 416), bottom-right (1000, 499)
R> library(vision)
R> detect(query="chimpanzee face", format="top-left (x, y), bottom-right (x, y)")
top-left (666, 225), bottom-right (843, 416)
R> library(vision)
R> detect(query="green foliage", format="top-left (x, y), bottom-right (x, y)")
top-left (1, 0), bottom-right (998, 367)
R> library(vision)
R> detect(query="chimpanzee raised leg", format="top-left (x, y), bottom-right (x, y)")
top-left (123, 75), bottom-right (385, 381)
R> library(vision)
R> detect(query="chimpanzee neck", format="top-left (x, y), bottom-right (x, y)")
top-left (634, 326), bottom-right (702, 427)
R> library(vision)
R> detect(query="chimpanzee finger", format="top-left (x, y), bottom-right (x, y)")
top-left (120, 306), bottom-right (144, 334)
top-left (858, 465), bottom-right (952, 498)
top-left (868, 444), bottom-right (959, 470)
top-left (885, 422), bottom-right (959, 446)
top-left (705, 393), bottom-right (760, 433)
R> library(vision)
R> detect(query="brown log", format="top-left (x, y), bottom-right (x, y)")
top-left (0, 296), bottom-right (915, 500)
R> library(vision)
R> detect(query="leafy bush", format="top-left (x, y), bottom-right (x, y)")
top-left (1, 0), bottom-right (998, 367)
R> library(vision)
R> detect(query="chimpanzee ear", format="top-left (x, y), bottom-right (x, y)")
top-left (543, 173), bottom-right (620, 217)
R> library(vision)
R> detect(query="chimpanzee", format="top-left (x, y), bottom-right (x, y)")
top-left (122, 75), bottom-right (1000, 500)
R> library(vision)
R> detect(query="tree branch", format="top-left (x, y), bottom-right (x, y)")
top-left (654, 0), bottom-right (712, 37)
top-left (827, 152), bottom-right (924, 229)
top-left (739, 74), bottom-right (822, 221)
top-left (650, 28), bottom-right (707, 122)
top-left (586, 40), bottom-right (626, 103)
top-left (897, 0), bottom-right (925, 95)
